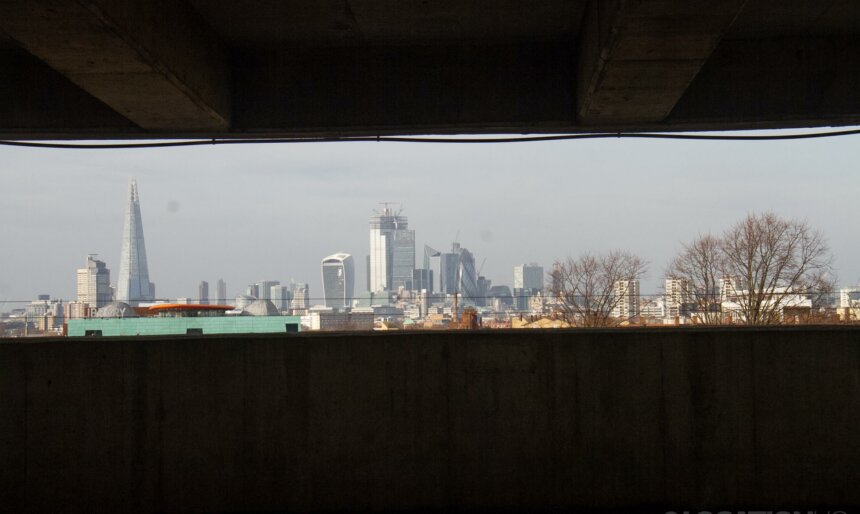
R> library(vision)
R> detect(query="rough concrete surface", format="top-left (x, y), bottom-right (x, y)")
top-left (1, 327), bottom-right (858, 512)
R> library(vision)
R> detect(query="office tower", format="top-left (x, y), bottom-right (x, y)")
top-left (255, 280), bottom-right (279, 301)
top-left (513, 263), bottom-right (543, 311)
top-left (321, 253), bottom-right (355, 309)
top-left (245, 284), bottom-right (259, 298)
top-left (412, 268), bottom-right (433, 293)
top-left (457, 247), bottom-right (478, 304)
top-left (513, 263), bottom-right (544, 292)
top-left (513, 288), bottom-right (529, 312)
top-left (437, 242), bottom-right (478, 301)
top-left (116, 179), bottom-right (155, 305)
top-left (423, 244), bottom-right (441, 292)
top-left (216, 279), bottom-right (227, 304)
top-left (412, 244), bottom-right (438, 295)
top-left (392, 229), bottom-right (415, 290)
top-left (477, 276), bottom-right (491, 307)
top-left (198, 281), bottom-right (209, 305)
top-left (613, 279), bottom-right (641, 320)
top-left (76, 254), bottom-right (112, 308)
top-left (368, 204), bottom-right (415, 292)
top-left (291, 283), bottom-right (309, 311)
top-left (270, 284), bottom-right (293, 311)
top-left (439, 247), bottom-right (460, 294)
top-left (423, 244), bottom-right (440, 270)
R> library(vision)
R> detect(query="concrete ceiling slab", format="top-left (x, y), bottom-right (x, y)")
top-left (1, 0), bottom-right (859, 138)
top-left (190, 0), bottom-right (585, 48)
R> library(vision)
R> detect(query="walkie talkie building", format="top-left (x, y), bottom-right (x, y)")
top-left (321, 253), bottom-right (355, 309)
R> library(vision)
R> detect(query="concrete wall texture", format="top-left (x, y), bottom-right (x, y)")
top-left (1, 327), bottom-right (859, 512)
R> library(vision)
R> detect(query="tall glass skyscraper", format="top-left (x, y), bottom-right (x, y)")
top-left (439, 250), bottom-right (460, 294)
top-left (458, 247), bottom-right (479, 303)
top-left (216, 279), bottom-right (227, 304)
top-left (368, 205), bottom-right (415, 292)
top-left (437, 242), bottom-right (479, 303)
top-left (322, 253), bottom-right (355, 308)
top-left (198, 281), bottom-right (209, 305)
top-left (116, 179), bottom-right (155, 305)
top-left (513, 263), bottom-right (544, 292)
top-left (270, 284), bottom-right (293, 311)
top-left (255, 280), bottom-right (279, 301)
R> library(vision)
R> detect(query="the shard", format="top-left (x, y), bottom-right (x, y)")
top-left (116, 179), bottom-right (155, 305)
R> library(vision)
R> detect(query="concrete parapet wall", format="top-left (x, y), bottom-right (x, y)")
top-left (1, 327), bottom-right (858, 512)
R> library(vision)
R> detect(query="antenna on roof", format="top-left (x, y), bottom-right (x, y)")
top-left (373, 201), bottom-right (402, 216)
top-left (381, 201), bottom-right (401, 214)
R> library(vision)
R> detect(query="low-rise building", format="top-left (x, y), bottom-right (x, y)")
top-left (68, 303), bottom-right (301, 336)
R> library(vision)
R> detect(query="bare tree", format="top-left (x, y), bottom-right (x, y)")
top-left (720, 212), bottom-right (834, 324)
top-left (666, 234), bottom-right (724, 324)
top-left (549, 250), bottom-right (648, 327)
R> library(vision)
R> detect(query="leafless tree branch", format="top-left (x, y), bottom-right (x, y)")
top-left (549, 250), bottom-right (647, 327)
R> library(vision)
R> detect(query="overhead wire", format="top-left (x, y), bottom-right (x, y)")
top-left (2, 128), bottom-right (860, 149)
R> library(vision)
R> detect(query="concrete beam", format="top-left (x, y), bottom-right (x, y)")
top-left (0, 0), bottom-right (230, 131)
top-left (232, 43), bottom-right (576, 135)
top-left (0, 49), bottom-right (139, 135)
top-left (669, 36), bottom-right (860, 127)
top-left (577, 0), bottom-right (746, 124)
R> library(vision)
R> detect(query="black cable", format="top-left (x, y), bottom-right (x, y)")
top-left (2, 128), bottom-right (860, 149)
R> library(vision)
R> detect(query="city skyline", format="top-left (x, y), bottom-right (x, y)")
top-left (1, 131), bottom-right (859, 305)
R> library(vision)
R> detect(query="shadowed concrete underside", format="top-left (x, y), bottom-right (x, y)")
top-left (1, 0), bottom-right (860, 138)
top-left (1, 327), bottom-right (858, 512)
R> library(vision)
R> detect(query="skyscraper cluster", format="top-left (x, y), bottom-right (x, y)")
top-left (66, 179), bottom-right (154, 319)
top-left (362, 204), bottom-right (541, 316)
top-left (55, 190), bottom-right (554, 331)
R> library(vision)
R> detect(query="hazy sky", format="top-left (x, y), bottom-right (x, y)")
top-left (1, 129), bottom-right (859, 308)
